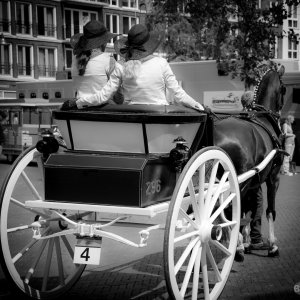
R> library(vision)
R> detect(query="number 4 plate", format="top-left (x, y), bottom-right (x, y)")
top-left (74, 239), bottom-right (102, 265)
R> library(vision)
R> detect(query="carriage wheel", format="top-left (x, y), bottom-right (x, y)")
top-left (164, 146), bottom-right (240, 300)
top-left (0, 147), bottom-right (85, 299)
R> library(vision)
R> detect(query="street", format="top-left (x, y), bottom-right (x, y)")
top-left (0, 157), bottom-right (300, 300)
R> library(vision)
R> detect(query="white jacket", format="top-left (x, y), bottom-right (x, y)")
top-left (76, 56), bottom-right (203, 110)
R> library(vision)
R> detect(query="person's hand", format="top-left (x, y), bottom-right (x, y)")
top-left (60, 99), bottom-right (78, 111)
top-left (194, 103), bottom-right (205, 111)
top-left (203, 105), bottom-right (212, 114)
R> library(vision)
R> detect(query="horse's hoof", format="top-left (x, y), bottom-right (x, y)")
top-left (235, 249), bottom-right (245, 262)
top-left (268, 245), bottom-right (279, 257)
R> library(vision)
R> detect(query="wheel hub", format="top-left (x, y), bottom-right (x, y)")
top-left (199, 222), bottom-right (222, 242)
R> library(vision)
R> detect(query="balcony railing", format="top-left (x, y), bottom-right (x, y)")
top-left (38, 65), bottom-right (57, 77)
top-left (18, 64), bottom-right (33, 76)
top-left (64, 24), bottom-right (82, 39)
top-left (0, 63), bottom-right (12, 75)
top-left (15, 21), bottom-right (32, 34)
top-left (0, 19), bottom-right (11, 32)
top-left (37, 24), bottom-right (57, 37)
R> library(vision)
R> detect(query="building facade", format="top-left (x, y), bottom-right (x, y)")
top-left (0, 0), bottom-right (147, 89)
top-left (0, 0), bottom-right (299, 90)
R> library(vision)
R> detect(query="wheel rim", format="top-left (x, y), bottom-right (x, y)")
top-left (164, 147), bottom-right (240, 300)
top-left (0, 147), bottom-right (85, 299)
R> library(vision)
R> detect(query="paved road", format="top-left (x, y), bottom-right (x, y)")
top-left (0, 157), bottom-right (300, 300)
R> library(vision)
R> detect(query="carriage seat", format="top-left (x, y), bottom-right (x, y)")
top-left (53, 103), bottom-right (207, 155)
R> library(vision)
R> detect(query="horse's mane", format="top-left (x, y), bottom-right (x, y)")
top-left (253, 68), bottom-right (277, 105)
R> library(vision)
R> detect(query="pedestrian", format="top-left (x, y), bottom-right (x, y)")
top-left (61, 24), bottom-right (204, 111)
top-left (0, 110), bottom-right (7, 157)
top-left (70, 20), bottom-right (123, 105)
top-left (281, 114), bottom-right (295, 176)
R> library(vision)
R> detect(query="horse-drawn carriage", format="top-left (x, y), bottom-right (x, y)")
top-left (0, 67), bottom-right (284, 300)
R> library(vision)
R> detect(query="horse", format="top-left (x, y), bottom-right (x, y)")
top-left (212, 64), bottom-right (285, 257)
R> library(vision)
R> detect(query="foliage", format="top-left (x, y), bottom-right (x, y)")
top-left (145, 0), bottom-right (300, 88)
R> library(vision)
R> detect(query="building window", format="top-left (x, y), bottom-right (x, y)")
top-left (64, 9), bottom-right (97, 39)
top-left (288, 38), bottom-right (298, 59)
top-left (17, 45), bottom-right (32, 76)
top-left (288, 5), bottom-right (298, 28)
top-left (122, 0), bottom-right (137, 9)
top-left (0, 44), bottom-right (12, 75)
top-left (108, 0), bottom-right (118, 6)
top-left (65, 48), bottom-right (73, 69)
top-left (38, 47), bottom-right (56, 78)
top-left (0, 1), bottom-right (10, 33)
top-left (122, 16), bottom-right (137, 34)
top-left (37, 6), bottom-right (56, 37)
top-left (16, 2), bottom-right (31, 35)
top-left (105, 14), bottom-right (119, 44)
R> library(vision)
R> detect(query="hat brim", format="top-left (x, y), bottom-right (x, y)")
top-left (114, 31), bottom-right (164, 60)
top-left (71, 32), bottom-right (120, 51)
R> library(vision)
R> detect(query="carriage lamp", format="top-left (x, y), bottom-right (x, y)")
top-left (36, 130), bottom-right (59, 156)
top-left (169, 136), bottom-right (190, 173)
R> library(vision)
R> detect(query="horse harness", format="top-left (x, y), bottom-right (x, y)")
top-left (209, 106), bottom-right (284, 150)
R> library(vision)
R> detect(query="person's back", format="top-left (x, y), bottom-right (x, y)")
top-left (70, 20), bottom-right (119, 99)
top-left (72, 52), bottom-right (113, 98)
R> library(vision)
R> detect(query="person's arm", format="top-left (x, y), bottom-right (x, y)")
top-left (76, 62), bottom-right (123, 109)
top-left (163, 60), bottom-right (204, 111)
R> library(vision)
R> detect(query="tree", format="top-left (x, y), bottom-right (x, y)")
top-left (146, 0), bottom-right (300, 89)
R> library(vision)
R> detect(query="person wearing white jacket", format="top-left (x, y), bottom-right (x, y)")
top-left (61, 24), bottom-right (204, 112)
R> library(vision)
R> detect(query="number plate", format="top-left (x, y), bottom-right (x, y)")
top-left (74, 245), bottom-right (101, 265)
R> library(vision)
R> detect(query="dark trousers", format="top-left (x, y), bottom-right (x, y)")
top-left (244, 186), bottom-right (263, 243)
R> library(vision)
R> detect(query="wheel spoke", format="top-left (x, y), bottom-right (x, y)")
top-left (209, 193), bottom-right (236, 223)
top-left (219, 220), bottom-right (237, 228)
top-left (180, 240), bottom-right (201, 297)
top-left (24, 239), bottom-right (48, 284)
top-left (206, 244), bottom-right (222, 282)
top-left (175, 237), bottom-right (200, 275)
top-left (21, 171), bottom-right (43, 200)
top-left (179, 208), bottom-right (198, 230)
top-left (61, 235), bottom-right (75, 259)
top-left (210, 240), bottom-right (231, 257)
top-left (207, 171), bottom-right (229, 218)
top-left (55, 237), bottom-right (65, 286)
top-left (174, 230), bottom-right (199, 244)
top-left (12, 228), bottom-right (50, 263)
top-left (188, 180), bottom-right (201, 223)
top-left (42, 238), bottom-right (55, 291)
top-left (205, 161), bottom-right (220, 213)
top-left (192, 245), bottom-right (202, 300)
top-left (198, 164), bottom-right (206, 221)
top-left (201, 244), bottom-right (210, 299)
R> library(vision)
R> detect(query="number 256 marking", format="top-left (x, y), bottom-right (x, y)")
top-left (146, 179), bottom-right (161, 196)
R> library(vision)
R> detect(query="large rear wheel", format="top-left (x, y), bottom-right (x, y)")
top-left (0, 147), bottom-right (85, 299)
top-left (164, 147), bottom-right (240, 300)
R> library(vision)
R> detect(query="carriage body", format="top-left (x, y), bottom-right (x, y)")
top-left (0, 103), bottom-right (250, 300)
top-left (46, 105), bottom-right (207, 207)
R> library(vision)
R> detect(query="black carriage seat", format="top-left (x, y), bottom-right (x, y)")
top-left (55, 103), bottom-right (206, 123)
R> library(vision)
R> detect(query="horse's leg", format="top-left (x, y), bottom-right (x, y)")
top-left (266, 172), bottom-right (280, 257)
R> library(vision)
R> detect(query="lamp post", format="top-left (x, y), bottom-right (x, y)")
top-left (0, 33), bottom-right (6, 45)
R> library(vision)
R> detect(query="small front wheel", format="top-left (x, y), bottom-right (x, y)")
top-left (164, 147), bottom-right (240, 300)
top-left (0, 147), bottom-right (85, 299)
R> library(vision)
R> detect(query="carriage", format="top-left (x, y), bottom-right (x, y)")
top-left (0, 93), bottom-right (283, 300)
